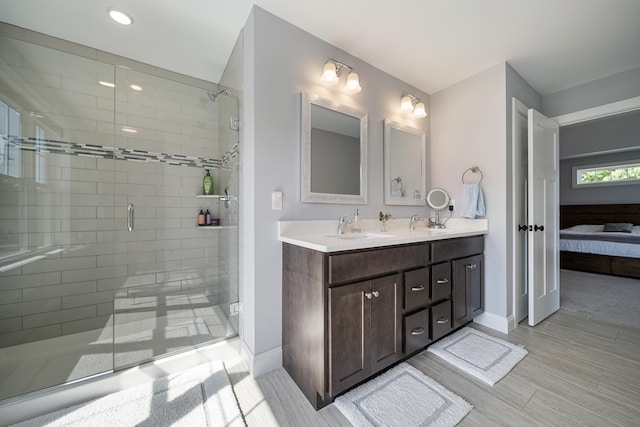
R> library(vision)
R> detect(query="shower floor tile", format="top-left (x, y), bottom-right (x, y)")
top-left (0, 305), bottom-right (236, 401)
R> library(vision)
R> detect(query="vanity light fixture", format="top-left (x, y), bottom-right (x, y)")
top-left (321, 58), bottom-right (361, 93)
top-left (399, 92), bottom-right (427, 118)
top-left (108, 7), bottom-right (133, 25)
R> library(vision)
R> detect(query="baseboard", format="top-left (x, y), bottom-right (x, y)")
top-left (473, 312), bottom-right (512, 334)
top-left (241, 341), bottom-right (282, 378)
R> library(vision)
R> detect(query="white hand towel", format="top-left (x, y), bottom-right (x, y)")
top-left (460, 183), bottom-right (486, 218)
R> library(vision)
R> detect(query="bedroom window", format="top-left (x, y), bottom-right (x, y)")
top-left (573, 160), bottom-right (640, 188)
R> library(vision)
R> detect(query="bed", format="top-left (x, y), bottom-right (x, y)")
top-left (560, 204), bottom-right (640, 279)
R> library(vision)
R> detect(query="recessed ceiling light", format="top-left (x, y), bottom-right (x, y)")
top-left (129, 84), bottom-right (143, 91)
top-left (99, 80), bottom-right (115, 88)
top-left (108, 8), bottom-right (133, 25)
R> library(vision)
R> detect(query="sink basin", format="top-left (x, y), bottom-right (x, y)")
top-left (326, 232), bottom-right (396, 240)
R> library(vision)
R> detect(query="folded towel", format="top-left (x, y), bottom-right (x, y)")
top-left (460, 183), bottom-right (486, 218)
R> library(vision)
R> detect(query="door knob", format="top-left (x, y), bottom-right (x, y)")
top-left (534, 224), bottom-right (544, 232)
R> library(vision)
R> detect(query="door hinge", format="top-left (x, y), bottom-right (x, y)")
top-left (229, 117), bottom-right (240, 131)
top-left (230, 302), bottom-right (241, 316)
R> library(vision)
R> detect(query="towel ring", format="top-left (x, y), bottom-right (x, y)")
top-left (462, 166), bottom-right (483, 184)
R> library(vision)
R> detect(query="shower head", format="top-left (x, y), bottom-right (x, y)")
top-left (207, 88), bottom-right (231, 102)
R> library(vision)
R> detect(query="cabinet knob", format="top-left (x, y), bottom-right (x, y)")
top-left (436, 317), bottom-right (449, 324)
top-left (411, 327), bottom-right (425, 335)
top-left (466, 263), bottom-right (477, 269)
top-left (372, 290), bottom-right (380, 298)
top-left (436, 278), bottom-right (449, 284)
top-left (411, 285), bottom-right (425, 292)
top-left (364, 292), bottom-right (373, 300)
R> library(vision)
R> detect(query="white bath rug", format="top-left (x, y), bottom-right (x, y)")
top-left (13, 361), bottom-right (244, 427)
top-left (333, 363), bottom-right (472, 427)
top-left (427, 327), bottom-right (527, 386)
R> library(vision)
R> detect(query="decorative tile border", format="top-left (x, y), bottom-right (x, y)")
top-left (5, 136), bottom-right (239, 169)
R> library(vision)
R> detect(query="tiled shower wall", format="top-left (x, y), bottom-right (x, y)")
top-left (0, 27), bottom-right (239, 349)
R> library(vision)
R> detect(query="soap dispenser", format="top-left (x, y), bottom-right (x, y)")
top-left (352, 208), bottom-right (362, 233)
top-left (203, 169), bottom-right (214, 195)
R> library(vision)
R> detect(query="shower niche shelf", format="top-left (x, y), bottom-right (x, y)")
top-left (196, 194), bottom-right (223, 198)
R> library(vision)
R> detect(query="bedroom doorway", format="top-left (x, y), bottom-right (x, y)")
top-left (512, 96), bottom-right (640, 327)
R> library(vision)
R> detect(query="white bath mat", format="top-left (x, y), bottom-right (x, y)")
top-left (334, 363), bottom-right (472, 427)
top-left (13, 361), bottom-right (244, 427)
top-left (427, 327), bottom-right (527, 386)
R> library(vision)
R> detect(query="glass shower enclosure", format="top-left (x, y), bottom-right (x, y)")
top-left (0, 32), bottom-right (239, 401)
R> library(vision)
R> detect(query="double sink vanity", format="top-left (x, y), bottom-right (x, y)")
top-left (279, 218), bottom-right (488, 409)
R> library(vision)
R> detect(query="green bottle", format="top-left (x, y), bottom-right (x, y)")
top-left (203, 169), bottom-right (214, 195)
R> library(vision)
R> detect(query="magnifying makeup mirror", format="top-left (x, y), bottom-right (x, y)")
top-left (426, 188), bottom-right (450, 228)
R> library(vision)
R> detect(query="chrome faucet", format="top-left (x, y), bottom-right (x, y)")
top-left (337, 213), bottom-right (353, 234)
top-left (410, 214), bottom-right (426, 229)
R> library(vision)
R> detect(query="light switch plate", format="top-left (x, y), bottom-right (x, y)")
top-left (272, 191), bottom-right (283, 210)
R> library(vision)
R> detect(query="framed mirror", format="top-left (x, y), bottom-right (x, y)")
top-left (301, 92), bottom-right (368, 204)
top-left (383, 120), bottom-right (427, 205)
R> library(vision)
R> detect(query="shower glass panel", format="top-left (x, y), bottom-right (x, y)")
top-left (0, 36), bottom-right (116, 400)
top-left (0, 30), bottom-right (239, 402)
top-left (112, 68), bottom-right (239, 369)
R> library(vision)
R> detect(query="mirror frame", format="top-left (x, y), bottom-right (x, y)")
top-left (383, 120), bottom-right (427, 206)
top-left (301, 92), bottom-right (368, 204)
top-left (426, 188), bottom-right (450, 210)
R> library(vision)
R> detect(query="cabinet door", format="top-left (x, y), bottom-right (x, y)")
top-left (452, 254), bottom-right (483, 328)
top-left (328, 281), bottom-right (370, 396)
top-left (370, 274), bottom-right (403, 372)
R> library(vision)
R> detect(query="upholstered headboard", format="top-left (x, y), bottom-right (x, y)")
top-left (560, 204), bottom-right (640, 229)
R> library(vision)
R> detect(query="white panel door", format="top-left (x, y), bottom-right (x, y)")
top-left (512, 98), bottom-right (529, 323)
top-left (527, 108), bottom-right (560, 326)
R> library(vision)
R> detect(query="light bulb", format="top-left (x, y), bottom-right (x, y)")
top-left (413, 101), bottom-right (427, 118)
top-left (321, 62), bottom-right (339, 86)
top-left (345, 71), bottom-right (361, 94)
top-left (400, 95), bottom-right (413, 112)
top-left (108, 8), bottom-right (133, 25)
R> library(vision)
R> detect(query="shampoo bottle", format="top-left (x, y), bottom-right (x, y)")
top-left (203, 169), bottom-right (214, 195)
top-left (198, 209), bottom-right (206, 226)
top-left (205, 209), bottom-right (212, 225)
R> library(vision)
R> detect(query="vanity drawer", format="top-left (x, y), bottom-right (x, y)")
top-left (404, 308), bottom-right (430, 354)
top-left (328, 243), bottom-right (428, 285)
top-left (431, 262), bottom-right (451, 303)
top-left (431, 235), bottom-right (484, 263)
top-left (404, 267), bottom-right (430, 311)
top-left (432, 300), bottom-right (453, 341)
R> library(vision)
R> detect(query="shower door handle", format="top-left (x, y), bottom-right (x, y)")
top-left (127, 203), bottom-right (134, 231)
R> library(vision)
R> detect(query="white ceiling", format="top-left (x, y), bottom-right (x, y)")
top-left (1, 0), bottom-right (639, 95)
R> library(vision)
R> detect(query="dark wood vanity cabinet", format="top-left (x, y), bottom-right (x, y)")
top-left (282, 234), bottom-right (484, 410)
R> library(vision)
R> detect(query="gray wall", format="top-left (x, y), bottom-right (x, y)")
top-left (241, 6), bottom-right (431, 372)
top-left (560, 110), bottom-right (640, 205)
top-left (431, 63), bottom-right (508, 325)
top-left (542, 66), bottom-right (640, 117)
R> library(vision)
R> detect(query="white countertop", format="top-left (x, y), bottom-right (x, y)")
top-left (278, 218), bottom-right (489, 253)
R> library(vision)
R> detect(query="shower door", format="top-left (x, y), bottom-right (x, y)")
top-left (112, 68), bottom-right (239, 369)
